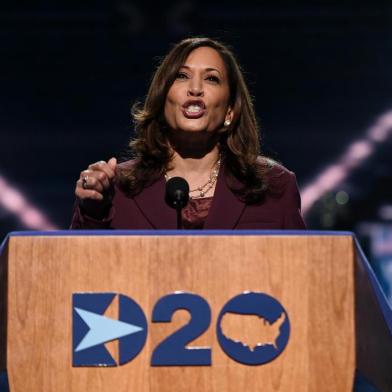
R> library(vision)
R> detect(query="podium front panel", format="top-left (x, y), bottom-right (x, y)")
top-left (3, 234), bottom-right (356, 391)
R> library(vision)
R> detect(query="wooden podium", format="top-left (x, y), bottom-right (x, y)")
top-left (0, 231), bottom-right (391, 391)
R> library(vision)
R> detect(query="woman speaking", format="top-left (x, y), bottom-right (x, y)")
top-left (71, 37), bottom-right (305, 230)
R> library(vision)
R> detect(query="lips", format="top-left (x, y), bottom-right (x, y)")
top-left (182, 100), bottom-right (206, 119)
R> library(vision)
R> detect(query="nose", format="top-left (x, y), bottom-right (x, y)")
top-left (187, 77), bottom-right (204, 97)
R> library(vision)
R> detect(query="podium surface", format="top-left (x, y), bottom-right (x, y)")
top-left (0, 231), bottom-right (391, 391)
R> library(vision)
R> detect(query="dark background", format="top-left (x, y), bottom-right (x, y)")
top-left (1, 1), bottom-right (392, 246)
top-left (1, 5), bottom-right (391, 390)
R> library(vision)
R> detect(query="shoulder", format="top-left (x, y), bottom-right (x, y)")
top-left (256, 157), bottom-right (305, 228)
top-left (254, 156), bottom-right (301, 203)
top-left (255, 156), bottom-right (296, 188)
top-left (234, 157), bottom-right (305, 229)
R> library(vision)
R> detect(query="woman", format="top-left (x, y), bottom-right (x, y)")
top-left (71, 37), bottom-right (305, 230)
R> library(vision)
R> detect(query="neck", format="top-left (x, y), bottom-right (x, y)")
top-left (166, 127), bottom-right (221, 174)
top-left (169, 146), bottom-right (220, 177)
top-left (165, 129), bottom-right (222, 198)
top-left (167, 128), bottom-right (220, 159)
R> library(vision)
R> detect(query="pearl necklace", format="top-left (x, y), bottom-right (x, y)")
top-left (165, 155), bottom-right (221, 199)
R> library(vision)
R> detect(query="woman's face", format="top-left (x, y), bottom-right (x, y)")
top-left (164, 46), bottom-right (233, 134)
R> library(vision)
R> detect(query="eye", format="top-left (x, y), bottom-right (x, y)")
top-left (176, 71), bottom-right (189, 80)
top-left (206, 75), bottom-right (220, 83)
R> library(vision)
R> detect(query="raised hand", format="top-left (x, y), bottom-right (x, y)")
top-left (75, 157), bottom-right (117, 218)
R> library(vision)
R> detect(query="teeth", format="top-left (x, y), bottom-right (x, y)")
top-left (187, 105), bottom-right (202, 113)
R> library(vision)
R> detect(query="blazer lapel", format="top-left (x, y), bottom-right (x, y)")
top-left (133, 166), bottom-right (245, 230)
top-left (133, 176), bottom-right (177, 229)
top-left (204, 165), bottom-right (246, 229)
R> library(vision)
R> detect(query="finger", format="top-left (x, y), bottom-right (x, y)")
top-left (107, 157), bottom-right (117, 171)
top-left (75, 186), bottom-right (104, 201)
top-left (89, 175), bottom-right (107, 192)
top-left (79, 169), bottom-right (93, 180)
top-left (88, 161), bottom-right (116, 180)
top-left (80, 169), bottom-right (109, 190)
top-left (76, 177), bottom-right (104, 193)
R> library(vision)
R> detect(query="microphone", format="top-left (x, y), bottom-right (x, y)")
top-left (165, 177), bottom-right (189, 229)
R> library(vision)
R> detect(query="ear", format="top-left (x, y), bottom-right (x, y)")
top-left (225, 106), bottom-right (234, 124)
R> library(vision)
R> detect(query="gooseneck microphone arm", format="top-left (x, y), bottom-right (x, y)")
top-left (165, 177), bottom-right (190, 230)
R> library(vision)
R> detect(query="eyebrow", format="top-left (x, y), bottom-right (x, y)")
top-left (180, 65), bottom-right (222, 76)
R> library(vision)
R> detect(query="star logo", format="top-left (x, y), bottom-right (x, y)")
top-left (72, 293), bottom-right (148, 366)
top-left (74, 307), bottom-right (144, 352)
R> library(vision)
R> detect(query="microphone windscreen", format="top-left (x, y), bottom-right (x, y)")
top-left (165, 177), bottom-right (189, 209)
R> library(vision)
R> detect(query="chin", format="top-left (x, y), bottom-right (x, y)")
top-left (182, 127), bottom-right (208, 133)
top-left (178, 121), bottom-right (209, 133)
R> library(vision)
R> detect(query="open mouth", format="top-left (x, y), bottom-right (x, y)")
top-left (182, 100), bottom-right (206, 119)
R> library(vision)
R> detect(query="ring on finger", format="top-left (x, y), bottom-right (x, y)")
top-left (82, 175), bottom-right (89, 189)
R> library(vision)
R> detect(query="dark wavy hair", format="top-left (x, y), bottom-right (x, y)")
top-left (119, 37), bottom-right (273, 203)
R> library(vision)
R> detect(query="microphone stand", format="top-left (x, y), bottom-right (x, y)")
top-left (176, 207), bottom-right (182, 230)
top-left (174, 190), bottom-right (184, 229)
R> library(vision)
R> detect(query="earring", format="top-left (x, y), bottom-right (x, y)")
top-left (224, 119), bottom-right (231, 126)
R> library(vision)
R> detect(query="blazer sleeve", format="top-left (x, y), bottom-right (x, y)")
top-left (70, 200), bottom-right (115, 229)
top-left (281, 172), bottom-right (306, 229)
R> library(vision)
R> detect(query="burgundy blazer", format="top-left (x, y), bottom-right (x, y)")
top-left (70, 162), bottom-right (306, 230)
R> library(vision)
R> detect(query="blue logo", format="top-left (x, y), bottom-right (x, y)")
top-left (216, 292), bottom-right (290, 365)
top-left (73, 293), bottom-right (147, 366)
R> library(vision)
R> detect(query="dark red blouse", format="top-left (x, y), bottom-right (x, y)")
top-left (181, 197), bottom-right (213, 229)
